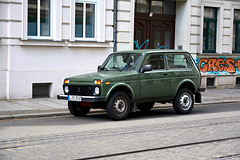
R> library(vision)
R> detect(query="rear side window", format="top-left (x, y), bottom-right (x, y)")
top-left (167, 54), bottom-right (190, 69)
top-left (142, 54), bottom-right (165, 70)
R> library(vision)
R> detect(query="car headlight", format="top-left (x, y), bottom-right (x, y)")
top-left (94, 87), bottom-right (100, 95)
top-left (94, 80), bottom-right (101, 85)
top-left (64, 86), bottom-right (69, 94)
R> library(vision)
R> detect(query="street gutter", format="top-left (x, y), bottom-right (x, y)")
top-left (1, 100), bottom-right (240, 120)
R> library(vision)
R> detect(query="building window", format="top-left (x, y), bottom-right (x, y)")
top-left (233, 10), bottom-right (240, 53)
top-left (135, 0), bottom-right (164, 14)
top-left (28, 0), bottom-right (51, 37)
top-left (207, 78), bottom-right (215, 88)
top-left (203, 7), bottom-right (217, 53)
top-left (75, 0), bottom-right (96, 39)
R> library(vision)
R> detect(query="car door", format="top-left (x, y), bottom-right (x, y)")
top-left (140, 53), bottom-right (171, 100)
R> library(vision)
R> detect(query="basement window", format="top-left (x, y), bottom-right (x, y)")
top-left (236, 77), bottom-right (240, 85)
top-left (207, 78), bottom-right (215, 88)
top-left (32, 83), bottom-right (51, 98)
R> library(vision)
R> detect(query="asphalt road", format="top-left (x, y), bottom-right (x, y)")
top-left (0, 103), bottom-right (240, 160)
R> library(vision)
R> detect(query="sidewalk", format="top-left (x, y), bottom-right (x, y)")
top-left (0, 89), bottom-right (240, 120)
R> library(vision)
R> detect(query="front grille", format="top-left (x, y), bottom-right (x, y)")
top-left (65, 85), bottom-right (95, 96)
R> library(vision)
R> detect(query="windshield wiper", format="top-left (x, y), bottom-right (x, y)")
top-left (99, 67), bottom-right (108, 71)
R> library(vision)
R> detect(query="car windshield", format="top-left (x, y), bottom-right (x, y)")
top-left (100, 53), bottom-right (142, 71)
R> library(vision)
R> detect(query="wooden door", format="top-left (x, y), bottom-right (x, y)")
top-left (134, 0), bottom-right (175, 49)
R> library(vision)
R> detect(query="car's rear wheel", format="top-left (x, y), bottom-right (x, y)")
top-left (173, 88), bottom-right (194, 114)
top-left (68, 101), bottom-right (91, 116)
top-left (137, 102), bottom-right (155, 112)
top-left (106, 92), bottom-right (130, 120)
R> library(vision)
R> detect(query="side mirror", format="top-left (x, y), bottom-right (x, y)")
top-left (141, 64), bottom-right (152, 73)
top-left (97, 65), bottom-right (101, 72)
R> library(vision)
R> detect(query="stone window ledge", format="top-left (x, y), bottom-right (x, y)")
top-left (20, 40), bottom-right (112, 48)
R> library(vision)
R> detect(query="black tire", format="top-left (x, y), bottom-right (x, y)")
top-left (106, 92), bottom-right (130, 120)
top-left (68, 101), bottom-right (91, 117)
top-left (173, 88), bottom-right (194, 114)
top-left (137, 102), bottom-right (155, 112)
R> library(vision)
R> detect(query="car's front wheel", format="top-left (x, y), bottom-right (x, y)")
top-left (68, 101), bottom-right (91, 117)
top-left (106, 92), bottom-right (130, 120)
top-left (173, 88), bottom-right (194, 114)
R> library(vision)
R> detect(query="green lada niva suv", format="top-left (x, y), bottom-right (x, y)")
top-left (58, 50), bottom-right (205, 120)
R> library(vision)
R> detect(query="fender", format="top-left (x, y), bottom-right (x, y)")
top-left (173, 79), bottom-right (197, 96)
top-left (105, 82), bottom-right (135, 102)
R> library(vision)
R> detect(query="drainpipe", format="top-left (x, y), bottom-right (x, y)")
top-left (113, 0), bottom-right (117, 52)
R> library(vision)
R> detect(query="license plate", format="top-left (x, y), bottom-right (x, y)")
top-left (68, 95), bottom-right (82, 102)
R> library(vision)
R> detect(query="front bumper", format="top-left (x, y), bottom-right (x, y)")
top-left (57, 95), bottom-right (105, 102)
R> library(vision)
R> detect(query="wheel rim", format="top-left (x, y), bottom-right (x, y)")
top-left (179, 92), bottom-right (192, 111)
top-left (113, 97), bottom-right (126, 115)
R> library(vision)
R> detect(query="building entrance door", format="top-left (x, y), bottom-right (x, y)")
top-left (134, 0), bottom-right (175, 49)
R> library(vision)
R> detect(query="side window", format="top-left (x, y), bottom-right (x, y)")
top-left (142, 54), bottom-right (165, 70)
top-left (167, 54), bottom-right (190, 69)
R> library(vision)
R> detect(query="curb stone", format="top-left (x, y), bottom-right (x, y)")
top-left (0, 100), bottom-right (240, 120)
top-left (0, 112), bottom-right (70, 120)
top-left (0, 109), bottom-right (105, 120)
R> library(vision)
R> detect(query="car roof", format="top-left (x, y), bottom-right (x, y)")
top-left (113, 49), bottom-right (189, 55)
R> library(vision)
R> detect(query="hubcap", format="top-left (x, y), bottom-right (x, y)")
top-left (114, 98), bottom-right (126, 115)
top-left (179, 93), bottom-right (192, 111)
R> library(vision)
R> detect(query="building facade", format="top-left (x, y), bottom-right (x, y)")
top-left (133, 0), bottom-right (240, 89)
top-left (0, 0), bottom-right (240, 99)
top-left (0, 0), bottom-right (118, 99)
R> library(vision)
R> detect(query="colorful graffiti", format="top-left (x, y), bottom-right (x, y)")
top-left (133, 40), bottom-right (240, 75)
top-left (134, 39), bottom-right (149, 50)
top-left (154, 40), bottom-right (166, 49)
top-left (134, 39), bottom-right (166, 50)
top-left (196, 56), bottom-right (240, 75)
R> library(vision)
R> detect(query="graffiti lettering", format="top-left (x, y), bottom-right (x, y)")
top-left (197, 57), bottom-right (240, 74)
top-left (134, 39), bottom-right (166, 50)
top-left (154, 40), bottom-right (166, 49)
top-left (134, 39), bottom-right (149, 50)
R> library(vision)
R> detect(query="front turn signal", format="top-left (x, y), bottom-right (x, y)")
top-left (64, 80), bottom-right (69, 84)
top-left (105, 82), bottom-right (110, 85)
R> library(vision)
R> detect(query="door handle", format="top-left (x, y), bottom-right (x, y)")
top-left (162, 73), bottom-right (168, 76)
